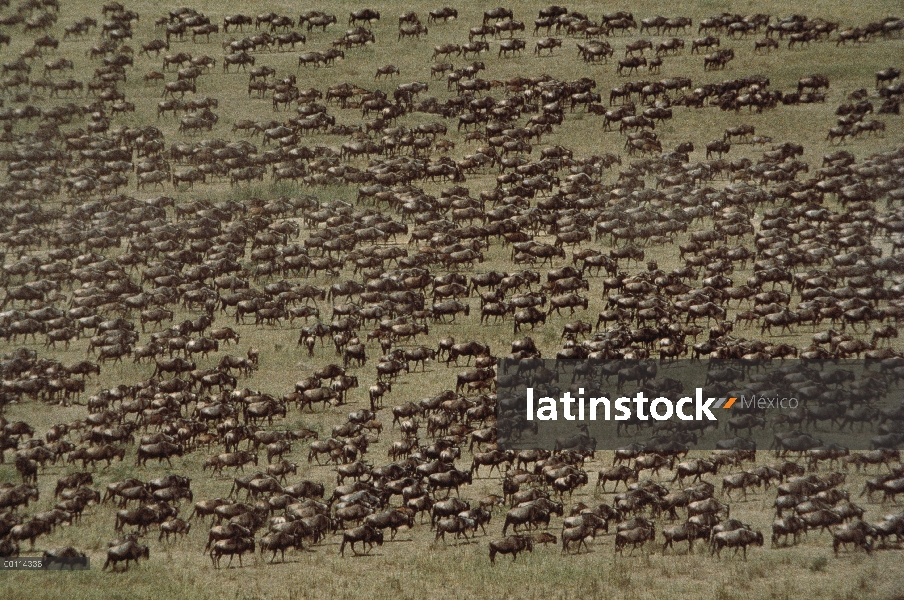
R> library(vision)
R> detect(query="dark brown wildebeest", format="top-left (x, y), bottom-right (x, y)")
top-left (428, 468), bottom-right (473, 498)
top-left (399, 22), bottom-right (429, 41)
top-left (14, 456), bottom-right (38, 484)
top-left (876, 67), bottom-right (901, 88)
top-left (307, 437), bottom-right (343, 463)
top-left (209, 536), bottom-right (254, 568)
top-left (662, 522), bottom-right (706, 553)
top-left (721, 472), bottom-right (761, 500)
top-left (691, 35), bottom-right (719, 53)
top-left (259, 531), bottom-right (302, 563)
top-left (431, 497), bottom-right (470, 527)
top-left (365, 509), bottom-right (415, 540)
top-left (432, 301), bottom-right (471, 323)
top-left (801, 509), bottom-right (844, 534)
top-left (429, 7), bottom-right (457, 22)
top-left (446, 341), bottom-right (489, 365)
top-left (9, 519), bottom-right (51, 548)
top-left (534, 37), bottom-right (562, 56)
top-left (204, 523), bottom-right (251, 551)
top-left (706, 139), bottom-right (731, 159)
top-left (223, 14), bottom-right (253, 32)
top-left (597, 465), bottom-right (638, 492)
top-left (798, 74), bottom-right (829, 93)
top-left (513, 307), bottom-right (546, 333)
top-left (349, 8), bottom-right (380, 26)
top-left (625, 39), bottom-right (652, 55)
top-left (434, 515), bottom-right (476, 543)
top-left (831, 523), bottom-right (873, 555)
top-left (54, 473), bottom-right (93, 498)
top-left (455, 368), bottom-right (495, 395)
top-left (205, 451), bottom-right (258, 474)
top-left (881, 477), bottom-right (904, 502)
top-left (710, 529), bottom-right (763, 559)
top-left (339, 524), bottom-right (383, 556)
top-left (615, 523), bottom-right (655, 555)
top-left (633, 454), bottom-right (674, 478)
top-left (114, 504), bottom-right (175, 534)
top-left (498, 38), bottom-right (526, 57)
top-left (561, 522), bottom-right (596, 554)
top-left (103, 540), bottom-right (149, 571)
top-left (754, 38), bottom-right (778, 52)
top-left (483, 7), bottom-right (513, 24)
top-left (703, 48), bottom-right (734, 70)
top-left (471, 450), bottom-right (514, 477)
top-left (374, 64), bottom-right (400, 79)
top-left (502, 504), bottom-right (550, 535)
top-left (489, 534), bottom-right (532, 563)
top-left (136, 442), bottom-right (183, 467)
top-left (617, 56), bottom-right (646, 75)
top-left (771, 516), bottom-right (805, 547)
top-left (158, 518), bottom-right (191, 542)
top-left (688, 498), bottom-right (730, 520)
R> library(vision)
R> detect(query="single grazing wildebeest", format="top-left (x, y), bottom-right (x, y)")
top-left (489, 535), bottom-right (533, 563)
top-left (209, 536), bottom-right (255, 569)
top-left (339, 524), bottom-right (384, 556)
top-left (103, 540), bottom-right (150, 571)
top-left (710, 529), bottom-right (764, 559)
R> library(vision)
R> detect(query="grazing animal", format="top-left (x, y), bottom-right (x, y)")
top-left (711, 529), bottom-right (764, 559)
top-left (103, 540), bottom-right (149, 571)
top-left (489, 535), bottom-right (532, 563)
top-left (340, 524), bottom-right (384, 556)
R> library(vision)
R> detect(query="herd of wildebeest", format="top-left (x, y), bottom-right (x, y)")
top-left (0, 0), bottom-right (903, 580)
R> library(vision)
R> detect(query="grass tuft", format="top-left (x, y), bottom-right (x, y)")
top-left (809, 556), bottom-right (829, 572)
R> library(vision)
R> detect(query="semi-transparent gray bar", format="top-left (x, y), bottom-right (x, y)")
top-left (0, 557), bottom-right (90, 570)
top-left (495, 359), bottom-right (904, 451)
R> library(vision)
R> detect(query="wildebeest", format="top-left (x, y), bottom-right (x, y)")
top-left (365, 509), bottom-right (415, 540)
top-left (103, 540), bottom-right (149, 571)
top-left (158, 518), bottom-right (191, 542)
top-left (259, 531), bottom-right (303, 563)
top-left (349, 8), bottom-right (380, 26)
top-left (615, 523), bottom-right (655, 555)
top-left (434, 515), bottom-right (476, 543)
top-left (9, 519), bottom-right (51, 548)
top-left (617, 56), bottom-right (646, 75)
top-left (489, 535), bottom-right (532, 563)
top-left (209, 536), bottom-right (255, 568)
top-left (535, 37), bottom-right (562, 56)
top-left (706, 140), bottom-right (731, 159)
top-left (484, 8), bottom-right (514, 24)
top-left (561, 522), bottom-right (596, 554)
top-left (662, 522), bottom-right (706, 553)
top-left (771, 516), bottom-right (805, 547)
top-left (799, 74), bottom-right (830, 93)
top-left (711, 529), bottom-right (764, 559)
top-left (597, 465), bottom-right (639, 492)
top-left (498, 39), bottom-right (527, 57)
top-left (429, 7), bottom-right (458, 22)
top-left (136, 442), bottom-right (183, 467)
top-left (428, 468), bottom-right (473, 497)
top-left (339, 524), bottom-right (384, 556)
top-left (502, 503), bottom-right (552, 534)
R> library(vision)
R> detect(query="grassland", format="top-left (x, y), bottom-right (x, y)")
top-left (1, 0), bottom-right (904, 598)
